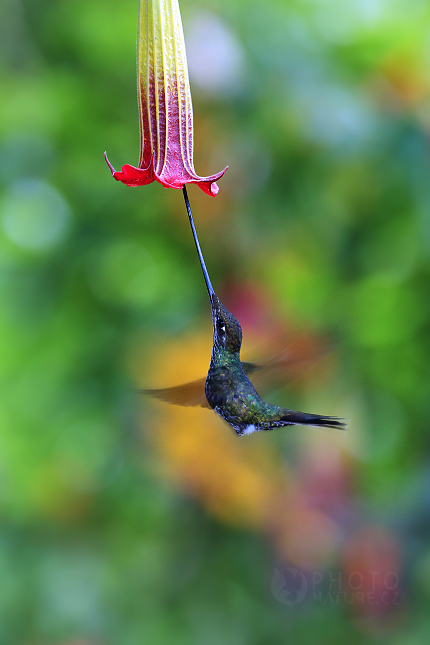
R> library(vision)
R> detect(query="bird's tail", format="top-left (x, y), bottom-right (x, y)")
top-left (280, 411), bottom-right (347, 431)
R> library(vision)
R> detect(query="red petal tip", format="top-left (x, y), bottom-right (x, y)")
top-left (104, 152), bottom-right (116, 176)
top-left (198, 181), bottom-right (219, 196)
top-left (198, 166), bottom-right (228, 196)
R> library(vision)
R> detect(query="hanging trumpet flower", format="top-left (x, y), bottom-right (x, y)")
top-left (105, 0), bottom-right (227, 196)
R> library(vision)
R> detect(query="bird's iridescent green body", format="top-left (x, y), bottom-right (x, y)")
top-left (204, 296), bottom-right (344, 435)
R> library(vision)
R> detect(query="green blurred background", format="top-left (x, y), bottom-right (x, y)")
top-left (1, 0), bottom-right (430, 642)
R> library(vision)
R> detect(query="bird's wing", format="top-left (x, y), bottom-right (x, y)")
top-left (141, 378), bottom-right (210, 408)
top-left (241, 337), bottom-right (329, 393)
top-left (141, 335), bottom-right (330, 408)
top-left (141, 364), bottom-right (257, 409)
top-left (240, 361), bottom-right (259, 375)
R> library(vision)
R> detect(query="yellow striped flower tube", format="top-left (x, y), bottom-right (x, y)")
top-left (105, 0), bottom-right (227, 196)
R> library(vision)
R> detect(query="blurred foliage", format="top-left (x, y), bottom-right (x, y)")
top-left (1, 0), bottom-right (430, 643)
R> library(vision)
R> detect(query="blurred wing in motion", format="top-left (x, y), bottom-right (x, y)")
top-left (245, 334), bottom-right (329, 394)
top-left (141, 333), bottom-right (331, 408)
top-left (141, 377), bottom-right (209, 408)
top-left (141, 366), bottom-right (257, 409)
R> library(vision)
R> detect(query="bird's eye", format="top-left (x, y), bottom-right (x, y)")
top-left (218, 320), bottom-right (226, 333)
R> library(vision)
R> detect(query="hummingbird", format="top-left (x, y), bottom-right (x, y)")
top-left (144, 187), bottom-right (346, 436)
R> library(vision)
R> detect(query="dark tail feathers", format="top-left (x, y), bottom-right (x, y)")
top-left (281, 411), bottom-right (347, 431)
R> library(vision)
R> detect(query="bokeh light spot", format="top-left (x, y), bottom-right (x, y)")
top-left (1, 178), bottom-right (71, 250)
top-left (186, 12), bottom-right (246, 96)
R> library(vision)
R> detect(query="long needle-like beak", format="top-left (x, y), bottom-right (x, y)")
top-left (182, 186), bottom-right (215, 300)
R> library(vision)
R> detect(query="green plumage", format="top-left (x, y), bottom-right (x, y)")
top-left (205, 296), bottom-right (345, 435)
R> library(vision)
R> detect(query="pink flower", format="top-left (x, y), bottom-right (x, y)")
top-left (105, 0), bottom-right (227, 196)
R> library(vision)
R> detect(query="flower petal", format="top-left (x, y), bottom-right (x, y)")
top-left (106, 0), bottom-right (227, 195)
top-left (137, 0), bottom-right (227, 194)
top-left (104, 152), bottom-right (154, 187)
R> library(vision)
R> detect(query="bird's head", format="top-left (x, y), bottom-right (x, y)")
top-left (210, 294), bottom-right (243, 355)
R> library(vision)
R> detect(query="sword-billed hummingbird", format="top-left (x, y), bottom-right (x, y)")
top-left (145, 187), bottom-right (345, 436)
